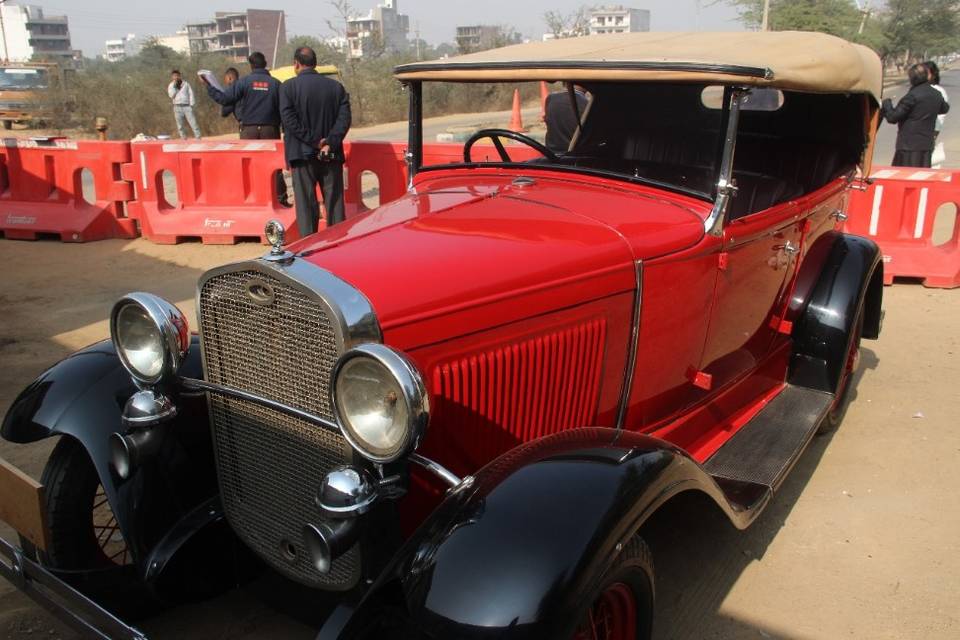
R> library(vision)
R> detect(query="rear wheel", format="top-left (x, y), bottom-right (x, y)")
top-left (819, 309), bottom-right (864, 434)
top-left (573, 536), bottom-right (654, 640)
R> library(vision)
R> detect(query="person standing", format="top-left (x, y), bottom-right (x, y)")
top-left (203, 52), bottom-right (288, 206)
top-left (168, 70), bottom-right (201, 139)
top-left (924, 60), bottom-right (949, 167)
top-left (219, 67), bottom-right (242, 126)
top-left (544, 84), bottom-right (589, 154)
top-left (279, 46), bottom-right (351, 236)
top-left (882, 63), bottom-right (949, 168)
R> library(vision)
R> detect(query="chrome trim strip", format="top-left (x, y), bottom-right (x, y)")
top-left (180, 377), bottom-right (340, 433)
top-left (704, 88), bottom-right (747, 237)
top-left (409, 453), bottom-right (461, 488)
top-left (615, 260), bottom-right (643, 429)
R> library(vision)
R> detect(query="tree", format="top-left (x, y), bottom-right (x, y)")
top-left (543, 6), bottom-right (591, 38)
top-left (723, 0), bottom-right (862, 37)
top-left (881, 0), bottom-right (960, 63)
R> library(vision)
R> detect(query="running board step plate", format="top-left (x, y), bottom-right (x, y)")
top-left (704, 385), bottom-right (834, 490)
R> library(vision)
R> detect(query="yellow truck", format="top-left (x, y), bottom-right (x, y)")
top-left (270, 64), bottom-right (341, 83)
top-left (0, 62), bottom-right (69, 129)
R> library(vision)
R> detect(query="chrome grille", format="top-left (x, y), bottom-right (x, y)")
top-left (199, 268), bottom-right (360, 589)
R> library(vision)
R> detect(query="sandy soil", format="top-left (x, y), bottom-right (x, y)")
top-left (0, 237), bottom-right (957, 639)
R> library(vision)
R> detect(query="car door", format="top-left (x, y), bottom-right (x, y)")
top-left (698, 201), bottom-right (803, 392)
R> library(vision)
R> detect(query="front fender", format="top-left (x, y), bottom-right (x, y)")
top-left (326, 428), bottom-right (748, 639)
top-left (1, 336), bottom-right (216, 572)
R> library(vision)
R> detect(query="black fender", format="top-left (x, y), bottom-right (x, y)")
top-left (787, 231), bottom-right (883, 394)
top-left (1, 336), bottom-right (221, 583)
top-left (323, 427), bottom-right (759, 640)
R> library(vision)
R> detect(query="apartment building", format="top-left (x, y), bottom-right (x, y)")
top-left (154, 30), bottom-right (190, 56)
top-left (0, 3), bottom-right (75, 62)
top-left (187, 9), bottom-right (286, 66)
top-left (346, 0), bottom-right (409, 59)
top-left (589, 6), bottom-right (651, 35)
top-left (104, 34), bottom-right (142, 62)
top-left (455, 25), bottom-right (521, 54)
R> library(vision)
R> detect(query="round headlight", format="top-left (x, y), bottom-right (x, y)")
top-left (332, 344), bottom-right (428, 463)
top-left (110, 293), bottom-right (189, 385)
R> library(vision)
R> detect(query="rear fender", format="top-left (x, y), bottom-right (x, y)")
top-left (324, 427), bottom-right (756, 640)
top-left (787, 232), bottom-right (882, 393)
top-left (1, 337), bottom-right (216, 572)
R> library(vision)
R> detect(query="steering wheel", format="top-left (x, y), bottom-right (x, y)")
top-left (463, 128), bottom-right (558, 164)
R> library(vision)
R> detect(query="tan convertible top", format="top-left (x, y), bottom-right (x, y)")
top-left (395, 31), bottom-right (882, 103)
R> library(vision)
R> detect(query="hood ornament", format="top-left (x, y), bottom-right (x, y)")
top-left (263, 219), bottom-right (294, 263)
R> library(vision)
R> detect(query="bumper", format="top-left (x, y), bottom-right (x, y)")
top-left (0, 536), bottom-right (147, 640)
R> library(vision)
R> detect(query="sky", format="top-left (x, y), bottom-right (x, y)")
top-left (37, 0), bottom-right (745, 58)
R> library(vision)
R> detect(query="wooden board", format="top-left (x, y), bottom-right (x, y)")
top-left (0, 456), bottom-right (48, 551)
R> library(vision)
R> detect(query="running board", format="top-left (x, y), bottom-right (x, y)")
top-left (704, 385), bottom-right (834, 495)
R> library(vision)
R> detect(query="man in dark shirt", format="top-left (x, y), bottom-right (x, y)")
top-left (202, 51), bottom-right (288, 206)
top-left (280, 46), bottom-right (351, 235)
top-left (219, 68), bottom-right (241, 125)
top-left (544, 84), bottom-right (589, 154)
top-left (882, 63), bottom-right (950, 168)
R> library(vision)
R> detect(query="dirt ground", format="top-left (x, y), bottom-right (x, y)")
top-left (0, 236), bottom-right (957, 639)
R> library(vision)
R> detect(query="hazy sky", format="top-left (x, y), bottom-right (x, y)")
top-left (41, 1), bottom-right (745, 58)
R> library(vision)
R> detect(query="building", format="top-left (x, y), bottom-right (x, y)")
top-left (455, 25), bottom-right (521, 54)
top-left (104, 34), bottom-right (142, 62)
top-left (346, 0), bottom-right (409, 59)
top-left (0, 3), bottom-right (74, 63)
top-left (187, 9), bottom-right (286, 66)
top-left (589, 6), bottom-right (650, 35)
top-left (154, 30), bottom-right (190, 56)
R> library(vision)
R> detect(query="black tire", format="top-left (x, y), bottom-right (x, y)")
top-left (572, 536), bottom-right (655, 640)
top-left (21, 437), bottom-right (131, 569)
top-left (818, 309), bottom-right (865, 434)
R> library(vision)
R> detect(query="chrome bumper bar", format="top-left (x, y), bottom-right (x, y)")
top-left (0, 536), bottom-right (147, 640)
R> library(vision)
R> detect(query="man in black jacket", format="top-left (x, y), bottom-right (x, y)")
top-left (202, 52), bottom-right (289, 205)
top-left (882, 63), bottom-right (950, 168)
top-left (280, 46), bottom-right (351, 235)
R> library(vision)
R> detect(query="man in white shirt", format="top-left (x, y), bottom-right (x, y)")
top-left (167, 69), bottom-right (201, 139)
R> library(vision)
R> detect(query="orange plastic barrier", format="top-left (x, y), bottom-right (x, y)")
top-left (846, 166), bottom-right (960, 288)
top-left (0, 139), bottom-right (137, 242)
top-left (342, 140), bottom-right (407, 214)
top-left (123, 140), bottom-right (295, 244)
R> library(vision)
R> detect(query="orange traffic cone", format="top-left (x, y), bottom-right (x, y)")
top-left (508, 88), bottom-right (527, 133)
top-left (539, 81), bottom-right (549, 122)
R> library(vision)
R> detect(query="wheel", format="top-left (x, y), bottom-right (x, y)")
top-left (2, 120), bottom-right (11, 130)
top-left (21, 437), bottom-right (132, 569)
top-left (819, 309), bottom-right (864, 434)
top-left (463, 128), bottom-right (558, 163)
top-left (572, 536), bottom-right (655, 640)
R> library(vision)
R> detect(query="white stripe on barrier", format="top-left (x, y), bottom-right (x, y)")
top-left (909, 171), bottom-right (935, 181)
top-left (140, 150), bottom-right (148, 191)
top-left (2, 138), bottom-right (77, 150)
top-left (871, 169), bottom-right (898, 180)
top-left (914, 187), bottom-right (929, 239)
top-left (869, 184), bottom-right (883, 236)
top-left (159, 141), bottom-right (277, 152)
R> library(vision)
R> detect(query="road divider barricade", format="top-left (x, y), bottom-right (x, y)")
top-left (0, 138), bottom-right (137, 242)
top-left (122, 140), bottom-right (295, 244)
top-left (846, 166), bottom-right (960, 288)
top-left (342, 141), bottom-right (407, 214)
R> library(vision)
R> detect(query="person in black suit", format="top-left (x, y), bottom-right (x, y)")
top-left (882, 63), bottom-right (950, 168)
top-left (279, 46), bottom-right (351, 235)
top-left (544, 84), bottom-right (589, 154)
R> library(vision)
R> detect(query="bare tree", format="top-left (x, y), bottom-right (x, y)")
top-left (544, 6), bottom-right (592, 38)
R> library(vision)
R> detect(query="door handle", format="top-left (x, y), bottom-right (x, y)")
top-left (773, 241), bottom-right (798, 254)
top-left (830, 209), bottom-right (849, 222)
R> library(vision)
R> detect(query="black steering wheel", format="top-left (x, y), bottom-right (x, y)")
top-left (463, 128), bottom-right (558, 164)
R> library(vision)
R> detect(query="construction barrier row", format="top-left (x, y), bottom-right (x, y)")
top-left (1, 138), bottom-right (957, 289)
top-left (846, 167), bottom-right (960, 288)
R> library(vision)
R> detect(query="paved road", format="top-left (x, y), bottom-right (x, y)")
top-left (874, 69), bottom-right (957, 168)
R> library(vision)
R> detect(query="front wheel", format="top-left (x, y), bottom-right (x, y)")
top-left (819, 309), bottom-right (864, 434)
top-left (573, 536), bottom-right (655, 640)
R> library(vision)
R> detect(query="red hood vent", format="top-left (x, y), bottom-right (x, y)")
top-left (429, 317), bottom-right (607, 469)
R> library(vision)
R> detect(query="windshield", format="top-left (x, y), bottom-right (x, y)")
top-left (418, 81), bottom-right (726, 200)
top-left (0, 68), bottom-right (50, 90)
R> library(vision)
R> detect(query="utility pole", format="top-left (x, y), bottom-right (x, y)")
top-left (856, 0), bottom-right (871, 35)
top-left (415, 22), bottom-right (420, 60)
top-left (0, 0), bottom-right (9, 64)
top-left (761, 0), bottom-right (770, 31)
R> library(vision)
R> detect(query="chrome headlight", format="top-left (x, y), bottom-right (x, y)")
top-left (331, 344), bottom-right (428, 463)
top-left (110, 293), bottom-right (189, 385)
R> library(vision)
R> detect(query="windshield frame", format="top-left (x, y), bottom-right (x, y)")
top-left (403, 79), bottom-right (728, 204)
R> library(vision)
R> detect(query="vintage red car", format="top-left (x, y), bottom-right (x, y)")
top-left (0, 32), bottom-right (884, 639)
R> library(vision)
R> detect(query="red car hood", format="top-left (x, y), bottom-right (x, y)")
top-left (290, 171), bottom-right (706, 348)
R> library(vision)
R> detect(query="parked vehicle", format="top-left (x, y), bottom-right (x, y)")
top-left (0, 32), bottom-right (884, 639)
top-left (0, 62), bottom-right (71, 129)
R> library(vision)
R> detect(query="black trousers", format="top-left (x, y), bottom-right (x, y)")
top-left (240, 124), bottom-right (289, 204)
top-left (291, 157), bottom-right (345, 237)
top-left (892, 149), bottom-right (932, 168)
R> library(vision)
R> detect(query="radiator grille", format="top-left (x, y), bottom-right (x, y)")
top-left (199, 268), bottom-right (360, 589)
top-left (431, 318), bottom-right (607, 467)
